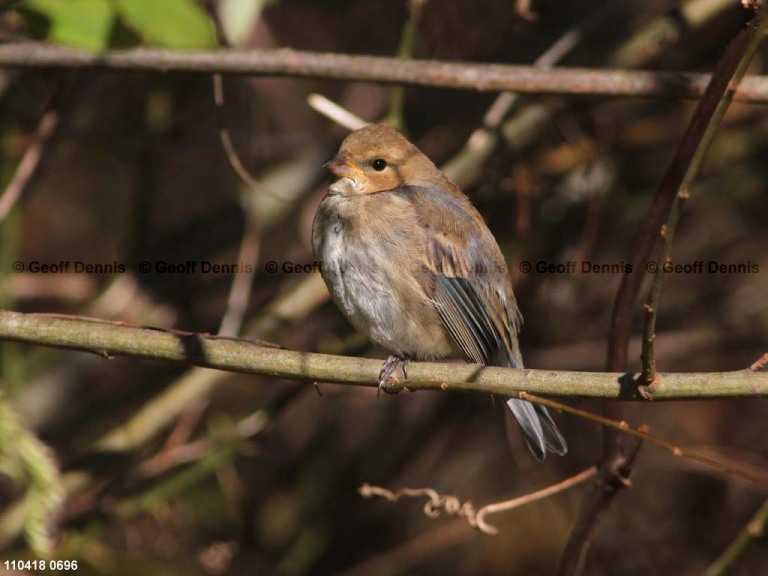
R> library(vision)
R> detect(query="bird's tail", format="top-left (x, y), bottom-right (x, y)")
top-left (505, 397), bottom-right (567, 460)
top-left (503, 347), bottom-right (567, 460)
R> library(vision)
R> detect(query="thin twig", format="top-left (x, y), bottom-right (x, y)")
top-left (212, 73), bottom-right (293, 202)
top-left (639, 192), bottom-right (689, 396)
top-left (387, 0), bottom-right (426, 130)
top-left (520, 393), bottom-right (768, 487)
top-left (218, 223), bottom-right (260, 337)
top-left (703, 496), bottom-right (768, 576)
top-left (0, 108), bottom-right (59, 222)
top-left (2, 43), bottom-right (768, 102)
top-left (360, 484), bottom-right (479, 526)
top-left (307, 93), bottom-right (368, 131)
top-left (474, 467), bottom-right (598, 534)
top-left (161, 398), bottom-right (209, 453)
top-left (360, 467), bottom-right (598, 535)
top-left (136, 410), bottom-right (269, 479)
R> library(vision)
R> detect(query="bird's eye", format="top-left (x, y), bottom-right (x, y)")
top-left (372, 158), bottom-right (388, 171)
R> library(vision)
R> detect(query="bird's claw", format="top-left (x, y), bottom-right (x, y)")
top-left (377, 355), bottom-right (410, 396)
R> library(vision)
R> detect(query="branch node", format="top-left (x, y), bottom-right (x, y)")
top-left (605, 456), bottom-right (634, 492)
top-left (749, 352), bottom-right (768, 371)
top-left (638, 374), bottom-right (659, 399)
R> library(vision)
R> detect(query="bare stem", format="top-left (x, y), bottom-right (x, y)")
top-left (0, 310), bottom-right (766, 401)
top-left (474, 467), bottom-right (598, 534)
top-left (639, 193), bottom-right (688, 394)
top-left (387, 0), bottom-right (426, 130)
top-left (2, 43), bottom-right (768, 102)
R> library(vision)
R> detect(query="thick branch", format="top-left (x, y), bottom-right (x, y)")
top-left (0, 311), bottom-right (765, 400)
top-left (2, 42), bottom-right (768, 102)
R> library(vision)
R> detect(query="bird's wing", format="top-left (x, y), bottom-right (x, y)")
top-left (433, 275), bottom-right (499, 365)
top-left (393, 185), bottom-right (520, 368)
top-left (394, 185), bottom-right (566, 460)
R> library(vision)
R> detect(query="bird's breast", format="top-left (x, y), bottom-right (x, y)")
top-left (312, 193), bottom-right (456, 359)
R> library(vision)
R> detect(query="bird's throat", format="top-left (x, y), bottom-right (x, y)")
top-left (328, 177), bottom-right (361, 197)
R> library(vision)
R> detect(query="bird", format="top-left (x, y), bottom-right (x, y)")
top-left (312, 124), bottom-right (566, 460)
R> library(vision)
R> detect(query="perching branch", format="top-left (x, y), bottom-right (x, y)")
top-left (2, 42), bottom-right (768, 102)
top-left (0, 311), bottom-right (766, 400)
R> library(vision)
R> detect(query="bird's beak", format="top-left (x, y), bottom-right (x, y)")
top-left (324, 154), bottom-right (364, 179)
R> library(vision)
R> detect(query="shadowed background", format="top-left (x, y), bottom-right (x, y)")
top-left (0, 0), bottom-right (767, 574)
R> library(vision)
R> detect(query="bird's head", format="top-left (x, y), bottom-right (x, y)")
top-left (324, 124), bottom-right (446, 196)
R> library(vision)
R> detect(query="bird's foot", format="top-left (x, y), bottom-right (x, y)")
top-left (377, 355), bottom-right (410, 396)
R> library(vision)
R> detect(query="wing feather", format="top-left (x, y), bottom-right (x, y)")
top-left (393, 185), bottom-right (567, 459)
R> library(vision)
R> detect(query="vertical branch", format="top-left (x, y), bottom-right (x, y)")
top-left (218, 224), bottom-right (261, 337)
top-left (558, 3), bottom-right (768, 574)
top-left (387, 0), bottom-right (427, 130)
top-left (639, 0), bottom-right (768, 394)
top-left (639, 192), bottom-right (687, 394)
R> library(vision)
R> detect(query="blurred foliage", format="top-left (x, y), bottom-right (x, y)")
top-left (17, 0), bottom-right (217, 51)
top-left (0, 0), bottom-right (767, 575)
top-left (0, 391), bottom-right (62, 555)
top-left (23, 0), bottom-right (114, 52)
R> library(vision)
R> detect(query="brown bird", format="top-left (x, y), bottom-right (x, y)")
top-left (312, 124), bottom-right (566, 460)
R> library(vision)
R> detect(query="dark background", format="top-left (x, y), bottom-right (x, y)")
top-left (0, 0), bottom-right (767, 574)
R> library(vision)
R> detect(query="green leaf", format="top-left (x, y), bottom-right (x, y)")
top-left (23, 0), bottom-right (115, 52)
top-left (114, 0), bottom-right (217, 49)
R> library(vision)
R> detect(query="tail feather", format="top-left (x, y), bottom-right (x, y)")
top-left (506, 398), bottom-right (567, 460)
top-left (504, 351), bottom-right (567, 460)
top-left (429, 274), bottom-right (566, 459)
